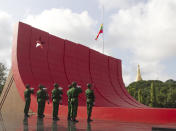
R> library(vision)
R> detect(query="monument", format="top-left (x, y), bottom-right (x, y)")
top-left (0, 22), bottom-right (176, 126)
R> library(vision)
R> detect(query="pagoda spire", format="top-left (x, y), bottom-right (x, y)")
top-left (136, 64), bottom-right (142, 82)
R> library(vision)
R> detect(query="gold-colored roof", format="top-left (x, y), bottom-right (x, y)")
top-left (136, 64), bottom-right (142, 82)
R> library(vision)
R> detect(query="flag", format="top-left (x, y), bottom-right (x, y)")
top-left (95, 24), bottom-right (103, 40)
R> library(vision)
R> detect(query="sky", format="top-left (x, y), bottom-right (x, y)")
top-left (0, 0), bottom-right (176, 86)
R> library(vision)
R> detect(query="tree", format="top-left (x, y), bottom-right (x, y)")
top-left (150, 82), bottom-right (157, 107)
top-left (138, 89), bottom-right (143, 103)
top-left (0, 62), bottom-right (7, 93)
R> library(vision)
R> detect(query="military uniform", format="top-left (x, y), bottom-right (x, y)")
top-left (85, 83), bottom-right (95, 122)
top-left (37, 85), bottom-right (49, 118)
top-left (67, 85), bottom-right (72, 120)
top-left (70, 82), bottom-right (82, 122)
top-left (24, 84), bottom-right (34, 117)
top-left (52, 83), bottom-right (63, 120)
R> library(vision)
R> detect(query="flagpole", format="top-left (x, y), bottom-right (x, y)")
top-left (102, 6), bottom-right (104, 54)
top-left (103, 30), bottom-right (104, 53)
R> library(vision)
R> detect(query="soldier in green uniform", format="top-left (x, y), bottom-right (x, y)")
top-left (37, 84), bottom-right (49, 118)
top-left (52, 83), bottom-right (63, 120)
top-left (67, 84), bottom-right (72, 120)
top-left (70, 82), bottom-right (82, 122)
top-left (24, 84), bottom-right (34, 117)
top-left (85, 83), bottom-right (95, 122)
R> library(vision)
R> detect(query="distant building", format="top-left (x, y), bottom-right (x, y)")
top-left (136, 64), bottom-right (142, 82)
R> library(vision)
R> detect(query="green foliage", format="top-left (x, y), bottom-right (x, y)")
top-left (150, 82), bottom-right (157, 107)
top-left (138, 89), bottom-right (143, 103)
top-left (0, 62), bottom-right (7, 94)
top-left (126, 79), bottom-right (176, 108)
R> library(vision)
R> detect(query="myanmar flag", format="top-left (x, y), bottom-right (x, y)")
top-left (95, 24), bottom-right (103, 40)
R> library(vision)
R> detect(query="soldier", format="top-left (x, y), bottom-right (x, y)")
top-left (67, 84), bottom-right (72, 120)
top-left (85, 83), bottom-right (95, 122)
top-left (70, 82), bottom-right (82, 122)
top-left (52, 83), bottom-right (63, 120)
top-left (24, 84), bottom-right (34, 117)
top-left (37, 84), bottom-right (49, 118)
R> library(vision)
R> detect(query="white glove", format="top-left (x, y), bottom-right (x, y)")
top-left (59, 87), bottom-right (63, 90)
top-left (43, 88), bottom-right (47, 91)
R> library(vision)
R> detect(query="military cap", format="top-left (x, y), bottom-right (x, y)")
top-left (54, 83), bottom-right (59, 88)
top-left (68, 84), bottom-right (72, 89)
top-left (38, 84), bottom-right (44, 89)
top-left (72, 81), bottom-right (77, 87)
top-left (87, 83), bottom-right (92, 88)
top-left (25, 84), bottom-right (30, 88)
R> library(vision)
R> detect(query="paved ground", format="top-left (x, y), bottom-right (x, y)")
top-left (0, 112), bottom-right (176, 131)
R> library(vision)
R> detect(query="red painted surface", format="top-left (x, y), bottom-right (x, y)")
top-left (12, 22), bottom-right (176, 123)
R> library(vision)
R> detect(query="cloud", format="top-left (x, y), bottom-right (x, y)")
top-left (98, 0), bottom-right (146, 10)
top-left (105, 0), bottom-right (176, 85)
top-left (23, 8), bottom-right (97, 47)
top-left (0, 11), bottom-right (13, 68)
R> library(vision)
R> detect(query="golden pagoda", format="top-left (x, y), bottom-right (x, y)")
top-left (136, 64), bottom-right (142, 82)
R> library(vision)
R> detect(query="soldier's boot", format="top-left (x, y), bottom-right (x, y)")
top-left (87, 118), bottom-right (93, 122)
top-left (38, 115), bottom-right (43, 119)
top-left (87, 116), bottom-right (93, 122)
top-left (72, 115), bottom-right (78, 122)
top-left (72, 113), bottom-right (78, 122)
top-left (73, 119), bottom-right (79, 122)
top-left (38, 114), bottom-right (43, 118)
top-left (53, 117), bottom-right (59, 121)
top-left (38, 112), bottom-right (43, 118)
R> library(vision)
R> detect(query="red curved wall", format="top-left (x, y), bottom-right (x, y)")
top-left (12, 22), bottom-right (176, 123)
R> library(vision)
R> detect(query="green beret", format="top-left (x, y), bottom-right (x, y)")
top-left (54, 83), bottom-right (59, 88)
top-left (38, 84), bottom-right (44, 89)
top-left (68, 84), bottom-right (72, 89)
top-left (72, 81), bottom-right (77, 87)
top-left (87, 83), bottom-right (92, 88)
top-left (25, 84), bottom-right (30, 88)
